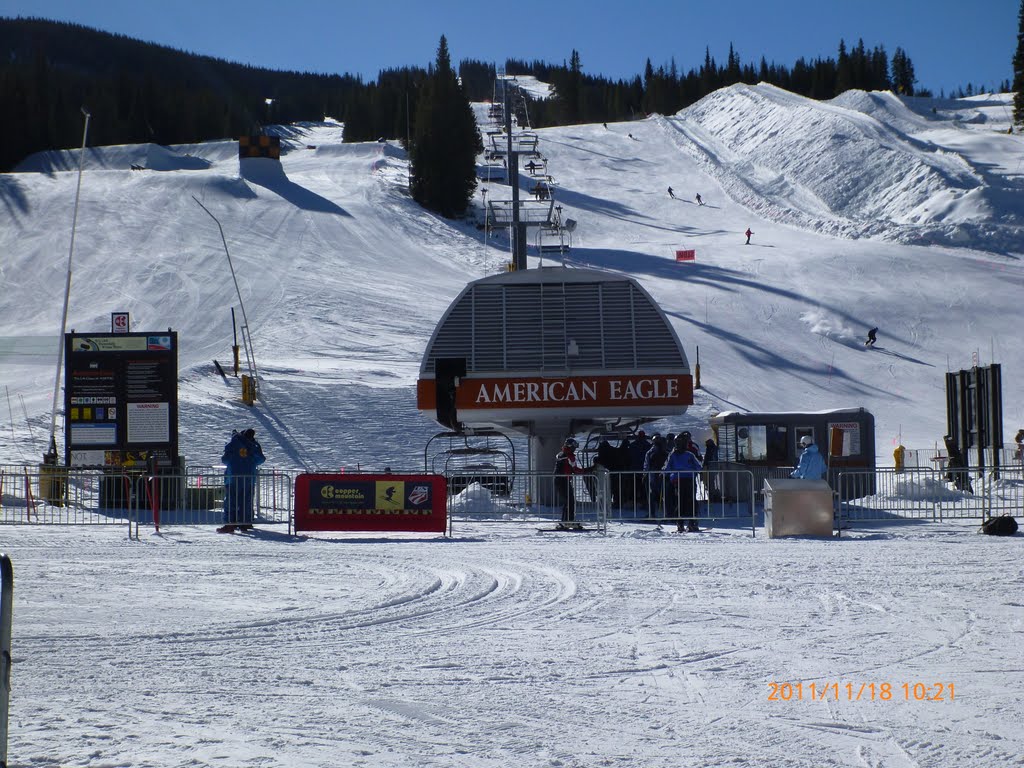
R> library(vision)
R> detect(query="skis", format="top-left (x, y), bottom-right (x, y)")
top-left (537, 523), bottom-right (591, 533)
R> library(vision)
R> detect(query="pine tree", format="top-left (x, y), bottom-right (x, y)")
top-left (835, 40), bottom-right (851, 95)
top-left (1014, 0), bottom-right (1024, 125)
top-left (561, 49), bottom-right (582, 123)
top-left (409, 36), bottom-right (480, 218)
top-left (891, 47), bottom-right (916, 95)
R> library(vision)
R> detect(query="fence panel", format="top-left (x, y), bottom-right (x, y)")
top-left (446, 469), bottom-right (607, 532)
top-left (444, 467), bottom-right (756, 534)
top-left (837, 467), bottom-right (1022, 523)
top-left (0, 467), bottom-right (293, 531)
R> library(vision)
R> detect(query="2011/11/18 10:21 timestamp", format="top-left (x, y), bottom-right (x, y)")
top-left (768, 682), bottom-right (955, 702)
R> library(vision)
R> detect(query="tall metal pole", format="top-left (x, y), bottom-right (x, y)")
top-left (0, 553), bottom-right (12, 768)
top-left (192, 196), bottom-right (260, 390)
top-left (46, 107), bottom-right (91, 462)
top-left (506, 81), bottom-right (526, 271)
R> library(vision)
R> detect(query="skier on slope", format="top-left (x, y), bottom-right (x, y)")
top-left (865, 327), bottom-right (878, 347)
top-left (745, 228), bottom-right (754, 245)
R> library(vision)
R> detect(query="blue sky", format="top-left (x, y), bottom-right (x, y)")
top-left (1, 0), bottom-right (1017, 96)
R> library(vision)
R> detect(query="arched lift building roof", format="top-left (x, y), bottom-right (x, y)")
top-left (417, 267), bottom-right (692, 432)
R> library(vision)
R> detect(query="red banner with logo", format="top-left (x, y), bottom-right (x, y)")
top-left (294, 474), bottom-right (447, 533)
top-left (675, 249), bottom-right (695, 261)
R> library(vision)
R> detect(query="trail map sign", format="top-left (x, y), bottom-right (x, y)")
top-left (63, 331), bottom-right (178, 468)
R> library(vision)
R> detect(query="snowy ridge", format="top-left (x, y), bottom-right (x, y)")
top-left (670, 83), bottom-right (1023, 251)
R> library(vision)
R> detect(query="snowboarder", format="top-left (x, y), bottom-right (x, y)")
top-left (865, 327), bottom-right (878, 347)
top-left (695, 193), bottom-right (704, 206)
top-left (667, 186), bottom-right (676, 199)
top-left (791, 435), bottom-right (826, 481)
top-left (218, 428), bottom-right (266, 533)
top-left (554, 437), bottom-right (586, 529)
top-left (745, 228), bottom-right (754, 245)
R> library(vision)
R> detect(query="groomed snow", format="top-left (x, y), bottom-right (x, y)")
top-left (4, 519), bottom-right (1022, 766)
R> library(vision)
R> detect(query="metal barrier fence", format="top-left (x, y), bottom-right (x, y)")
top-left (445, 467), bottom-right (758, 535)
top-left (0, 467), bottom-right (293, 535)
top-left (3, 463), bottom-right (1019, 536)
top-left (447, 468), bottom-right (610, 532)
top-left (837, 466), bottom-right (1023, 524)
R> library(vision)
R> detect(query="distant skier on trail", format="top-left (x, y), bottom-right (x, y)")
top-left (745, 228), bottom-right (754, 245)
top-left (695, 193), bottom-right (703, 206)
top-left (865, 327), bottom-right (878, 347)
top-left (667, 186), bottom-right (676, 199)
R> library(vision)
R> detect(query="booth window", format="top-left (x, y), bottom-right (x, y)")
top-left (736, 424), bottom-right (789, 463)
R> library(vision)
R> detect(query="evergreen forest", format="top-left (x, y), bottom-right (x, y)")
top-left (0, 16), bottom-right (1013, 174)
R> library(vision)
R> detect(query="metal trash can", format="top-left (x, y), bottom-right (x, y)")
top-left (763, 478), bottom-right (833, 538)
top-left (38, 463), bottom-right (67, 507)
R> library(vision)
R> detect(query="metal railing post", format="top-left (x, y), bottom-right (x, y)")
top-left (0, 553), bottom-right (13, 767)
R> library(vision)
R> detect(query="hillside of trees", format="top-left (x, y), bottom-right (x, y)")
top-left (0, 16), bottom-right (1010, 173)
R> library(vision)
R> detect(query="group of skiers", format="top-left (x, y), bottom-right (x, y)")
top-left (554, 431), bottom-right (719, 532)
top-left (666, 187), bottom-right (755, 243)
top-left (555, 429), bottom-right (834, 531)
top-left (667, 187), bottom-right (704, 207)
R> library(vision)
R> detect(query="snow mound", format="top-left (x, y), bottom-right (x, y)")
top-left (669, 83), bottom-right (1024, 251)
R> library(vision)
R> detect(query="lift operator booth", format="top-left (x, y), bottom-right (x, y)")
top-left (710, 407), bottom-right (876, 501)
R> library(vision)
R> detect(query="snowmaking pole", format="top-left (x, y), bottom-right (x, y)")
top-left (192, 196), bottom-right (260, 400)
top-left (231, 307), bottom-right (240, 376)
top-left (46, 107), bottom-right (91, 464)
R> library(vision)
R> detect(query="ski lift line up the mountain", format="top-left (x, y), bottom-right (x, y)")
top-left (481, 73), bottom-right (578, 265)
top-left (191, 196), bottom-right (260, 398)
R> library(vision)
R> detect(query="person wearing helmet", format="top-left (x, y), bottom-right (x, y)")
top-left (663, 433), bottom-right (703, 531)
top-left (791, 435), bottom-right (827, 481)
top-left (554, 437), bottom-right (585, 529)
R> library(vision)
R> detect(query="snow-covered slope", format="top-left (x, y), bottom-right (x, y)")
top-left (2, 85), bottom-right (1024, 768)
top-left (2, 87), bottom-right (1023, 470)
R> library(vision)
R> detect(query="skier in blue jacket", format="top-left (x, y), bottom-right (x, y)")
top-left (663, 432), bottom-right (703, 532)
top-left (218, 428), bottom-right (266, 533)
top-left (791, 436), bottom-right (827, 480)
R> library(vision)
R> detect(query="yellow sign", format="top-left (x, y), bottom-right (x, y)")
top-left (375, 481), bottom-right (405, 509)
